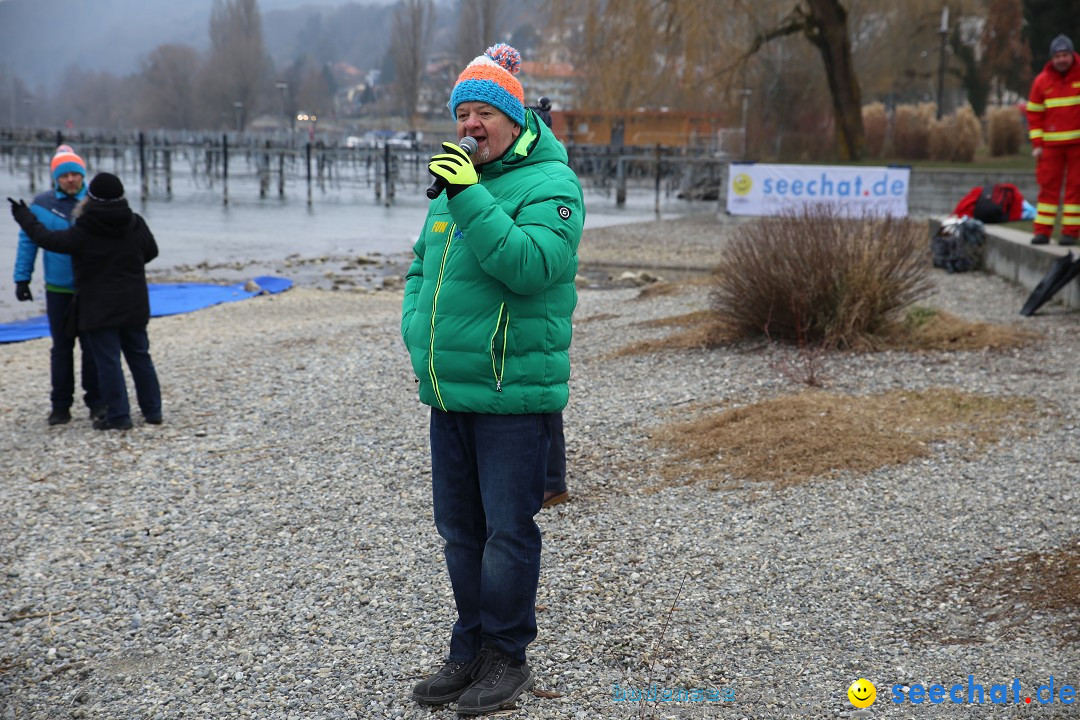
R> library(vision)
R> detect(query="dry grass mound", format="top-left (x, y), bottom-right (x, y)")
top-left (609, 289), bottom-right (1039, 359)
top-left (924, 539), bottom-right (1080, 646)
top-left (605, 311), bottom-right (732, 358)
top-left (879, 306), bottom-right (1042, 351)
top-left (649, 389), bottom-right (1037, 489)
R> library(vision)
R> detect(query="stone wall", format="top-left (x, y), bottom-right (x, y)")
top-left (910, 169), bottom-right (1037, 217)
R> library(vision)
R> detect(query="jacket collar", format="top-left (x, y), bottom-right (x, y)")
top-left (53, 183), bottom-right (88, 202)
top-left (477, 111), bottom-right (543, 177)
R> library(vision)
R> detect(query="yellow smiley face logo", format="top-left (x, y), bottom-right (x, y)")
top-left (731, 173), bottom-right (752, 196)
top-left (847, 678), bottom-right (876, 708)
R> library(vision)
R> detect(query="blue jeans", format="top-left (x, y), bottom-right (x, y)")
top-left (45, 291), bottom-right (100, 411)
top-left (545, 411), bottom-right (567, 495)
top-left (82, 326), bottom-right (162, 424)
top-left (429, 409), bottom-right (554, 663)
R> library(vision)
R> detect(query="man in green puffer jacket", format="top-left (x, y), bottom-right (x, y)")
top-left (402, 43), bottom-right (584, 716)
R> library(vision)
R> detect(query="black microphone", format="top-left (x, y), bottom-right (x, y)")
top-left (427, 136), bottom-right (479, 199)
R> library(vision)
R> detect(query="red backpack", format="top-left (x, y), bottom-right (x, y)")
top-left (952, 183), bottom-right (1023, 223)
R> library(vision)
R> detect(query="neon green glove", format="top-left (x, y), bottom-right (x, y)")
top-left (428, 142), bottom-right (478, 198)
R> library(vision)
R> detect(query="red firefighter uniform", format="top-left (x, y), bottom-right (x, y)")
top-left (1027, 51), bottom-right (1080, 240)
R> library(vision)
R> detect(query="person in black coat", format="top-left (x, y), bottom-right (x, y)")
top-left (9, 172), bottom-right (162, 430)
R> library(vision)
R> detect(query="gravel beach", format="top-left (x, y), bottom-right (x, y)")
top-left (1, 214), bottom-right (1077, 720)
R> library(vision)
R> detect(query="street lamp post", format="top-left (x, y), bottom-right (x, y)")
top-left (234, 101), bottom-right (245, 133)
top-left (275, 81), bottom-right (290, 133)
top-left (936, 5), bottom-right (949, 119)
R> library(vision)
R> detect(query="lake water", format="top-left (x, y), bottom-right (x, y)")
top-left (0, 169), bottom-right (716, 325)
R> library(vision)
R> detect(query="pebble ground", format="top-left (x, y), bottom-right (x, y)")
top-left (1, 214), bottom-right (1077, 719)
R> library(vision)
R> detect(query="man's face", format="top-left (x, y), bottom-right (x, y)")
top-left (57, 172), bottom-right (84, 196)
top-left (456, 102), bottom-right (521, 165)
top-left (1052, 50), bottom-right (1074, 73)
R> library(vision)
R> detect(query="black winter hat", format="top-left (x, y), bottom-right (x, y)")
top-left (1050, 34), bottom-right (1074, 56)
top-left (87, 172), bottom-right (125, 202)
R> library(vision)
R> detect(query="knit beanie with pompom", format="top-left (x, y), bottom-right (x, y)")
top-left (50, 145), bottom-right (86, 183)
top-left (449, 43), bottom-right (526, 127)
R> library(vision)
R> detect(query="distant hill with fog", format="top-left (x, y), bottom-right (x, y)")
top-left (0, 0), bottom-right (396, 89)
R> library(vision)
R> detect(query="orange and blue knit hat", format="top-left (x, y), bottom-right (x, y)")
top-left (50, 145), bottom-right (86, 183)
top-left (449, 43), bottom-right (525, 127)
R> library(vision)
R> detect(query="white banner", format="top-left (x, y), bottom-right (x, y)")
top-left (726, 163), bottom-right (911, 217)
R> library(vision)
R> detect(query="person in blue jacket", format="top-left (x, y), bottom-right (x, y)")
top-left (12, 145), bottom-right (103, 425)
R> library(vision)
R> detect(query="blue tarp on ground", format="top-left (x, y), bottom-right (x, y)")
top-left (0, 276), bottom-right (293, 344)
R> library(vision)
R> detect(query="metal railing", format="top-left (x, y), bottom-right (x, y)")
top-left (0, 129), bottom-right (730, 209)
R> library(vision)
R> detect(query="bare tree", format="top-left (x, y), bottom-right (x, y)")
top-left (391, 0), bottom-right (435, 126)
top-left (201, 0), bottom-right (269, 130)
top-left (550, 0), bottom-right (880, 158)
top-left (981, 0), bottom-right (1032, 104)
top-left (457, 0), bottom-right (504, 66)
top-left (734, 0), bottom-right (864, 160)
top-left (54, 67), bottom-right (138, 131)
top-left (296, 63), bottom-right (335, 118)
top-left (135, 44), bottom-right (203, 129)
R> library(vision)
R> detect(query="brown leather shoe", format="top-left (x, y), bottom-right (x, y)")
top-left (542, 490), bottom-right (570, 509)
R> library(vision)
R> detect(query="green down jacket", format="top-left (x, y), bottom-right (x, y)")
top-left (401, 111), bottom-right (585, 414)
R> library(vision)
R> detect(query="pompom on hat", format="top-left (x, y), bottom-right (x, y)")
top-left (449, 43), bottom-right (526, 127)
top-left (87, 172), bottom-right (125, 202)
top-left (1050, 34), bottom-right (1074, 56)
top-left (50, 145), bottom-right (86, 183)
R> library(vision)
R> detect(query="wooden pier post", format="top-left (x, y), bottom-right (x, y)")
top-left (139, 132), bottom-right (148, 199)
top-left (616, 153), bottom-right (626, 207)
top-left (278, 150), bottom-right (285, 198)
top-left (305, 141), bottom-right (312, 207)
top-left (164, 140), bottom-right (172, 197)
top-left (383, 144), bottom-right (392, 207)
top-left (654, 143), bottom-right (662, 219)
top-left (27, 143), bottom-right (36, 194)
top-left (222, 134), bottom-right (229, 206)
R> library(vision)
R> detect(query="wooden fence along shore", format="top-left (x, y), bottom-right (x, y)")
top-left (0, 131), bottom-right (727, 210)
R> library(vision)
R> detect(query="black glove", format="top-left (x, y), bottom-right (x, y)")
top-left (15, 281), bottom-right (33, 302)
top-left (8, 197), bottom-right (28, 218)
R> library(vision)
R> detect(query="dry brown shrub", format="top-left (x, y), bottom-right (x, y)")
top-left (987, 105), bottom-right (1024, 156)
top-left (710, 205), bottom-right (932, 348)
top-left (928, 117), bottom-right (951, 161)
top-left (649, 389), bottom-right (1038, 489)
top-left (862, 102), bottom-right (888, 158)
top-left (952, 105), bottom-right (982, 162)
top-left (921, 539), bottom-right (1080, 646)
top-left (925, 106), bottom-right (980, 162)
top-left (893, 102), bottom-right (936, 160)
